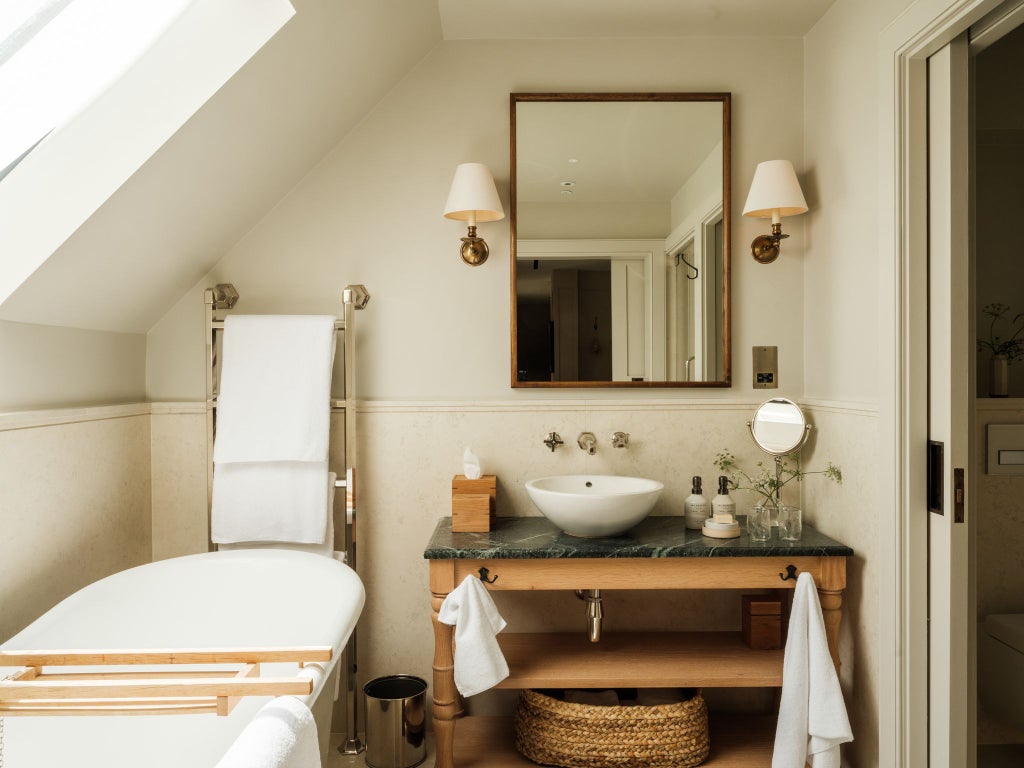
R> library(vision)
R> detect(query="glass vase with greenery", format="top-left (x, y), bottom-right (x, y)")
top-left (713, 451), bottom-right (842, 510)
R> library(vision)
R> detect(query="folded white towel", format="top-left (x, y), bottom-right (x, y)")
top-left (212, 462), bottom-right (329, 544)
top-left (773, 572), bottom-right (853, 768)
top-left (215, 696), bottom-right (321, 768)
top-left (213, 315), bottom-right (336, 464)
top-left (438, 575), bottom-right (509, 697)
top-left (216, 473), bottom-right (337, 553)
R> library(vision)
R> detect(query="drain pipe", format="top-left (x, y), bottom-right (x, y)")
top-left (574, 589), bottom-right (603, 642)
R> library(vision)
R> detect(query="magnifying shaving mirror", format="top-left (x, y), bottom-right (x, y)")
top-left (748, 397), bottom-right (811, 456)
top-left (748, 398), bottom-right (811, 510)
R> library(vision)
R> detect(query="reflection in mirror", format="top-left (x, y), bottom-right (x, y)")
top-left (511, 93), bottom-right (730, 388)
top-left (749, 398), bottom-right (811, 456)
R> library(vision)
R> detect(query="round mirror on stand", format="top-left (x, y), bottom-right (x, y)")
top-left (748, 397), bottom-right (811, 456)
top-left (748, 398), bottom-right (811, 511)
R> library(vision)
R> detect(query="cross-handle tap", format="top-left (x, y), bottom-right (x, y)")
top-left (543, 432), bottom-right (564, 452)
top-left (611, 431), bottom-right (630, 448)
top-left (577, 432), bottom-right (597, 455)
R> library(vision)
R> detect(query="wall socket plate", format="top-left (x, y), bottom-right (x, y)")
top-left (753, 346), bottom-right (778, 389)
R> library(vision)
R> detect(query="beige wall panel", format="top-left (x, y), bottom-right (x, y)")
top-left (801, 405), bottom-right (881, 768)
top-left (150, 409), bottom-right (209, 561)
top-left (0, 413), bottom-right (152, 643)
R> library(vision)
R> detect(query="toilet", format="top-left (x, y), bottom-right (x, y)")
top-left (979, 614), bottom-right (1024, 729)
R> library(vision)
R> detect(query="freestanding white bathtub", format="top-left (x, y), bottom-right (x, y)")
top-left (0, 549), bottom-right (365, 767)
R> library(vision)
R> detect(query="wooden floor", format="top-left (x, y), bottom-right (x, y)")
top-left (453, 714), bottom-right (778, 768)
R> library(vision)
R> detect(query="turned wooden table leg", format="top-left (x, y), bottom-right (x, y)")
top-left (818, 558), bottom-right (846, 673)
top-left (431, 560), bottom-right (458, 768)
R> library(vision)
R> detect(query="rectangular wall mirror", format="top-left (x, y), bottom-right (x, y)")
top-left (511, 93), bottom-right (731, 388)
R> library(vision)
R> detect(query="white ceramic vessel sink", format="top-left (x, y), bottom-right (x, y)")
top-left (525, 475), bottom-right (664, 537)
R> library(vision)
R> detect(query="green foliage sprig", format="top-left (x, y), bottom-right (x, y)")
top-left (978, 303), bottom-right (1024, 363)
top-left (713, 451), bottom-right (842, 508)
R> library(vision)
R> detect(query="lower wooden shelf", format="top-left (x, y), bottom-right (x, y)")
top-left (453, 714), bottom-right (778, 768)
top-left (496, 632), bottom-right (783, 689)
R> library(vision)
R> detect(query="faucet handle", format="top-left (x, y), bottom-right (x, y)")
top-left (611, 431), bottom-right (630, 448)
top-left (543, 432), bottom-right (564, 452)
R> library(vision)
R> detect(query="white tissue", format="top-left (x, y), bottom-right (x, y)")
top-left (463, 447), bottom-right (482, 480)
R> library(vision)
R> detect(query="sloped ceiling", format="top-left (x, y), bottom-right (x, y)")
top-left (0, 0), bottom-right (441, 333)
top-left (439, 0), bottom-right (839, 39)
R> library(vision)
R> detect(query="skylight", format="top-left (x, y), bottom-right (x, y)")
top-left (0, 0), bottom-right (193, 177)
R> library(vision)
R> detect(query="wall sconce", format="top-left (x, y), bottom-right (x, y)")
top-left (443, 162), bottom-right (505, 266)
top-left (742, 159), bottom-right (808, 264)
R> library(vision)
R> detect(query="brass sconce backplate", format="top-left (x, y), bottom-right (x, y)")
top-left (750, 235), bottom-right (780, 264)
top-left (750, 223), bottom-right (788, 264)
top-left (460, 225), bottom-right (489, 266)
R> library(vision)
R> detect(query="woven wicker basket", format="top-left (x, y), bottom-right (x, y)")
top-left (513, 689), bottom-right (710, 768)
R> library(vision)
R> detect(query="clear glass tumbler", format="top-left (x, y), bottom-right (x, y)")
top-left (748, 504), bottom-right (773, 542)
top-left (778, 505), bottom-right (803, 541)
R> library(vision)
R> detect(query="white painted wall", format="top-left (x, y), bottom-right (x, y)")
top-left (146, 37), bottom-right (806, 401)
top-left (517, 201), bottom-right (670, 239)
top-left (0, 322), bottom-right (145, 410)
top-left (803, 0), bottom-right (918, 765)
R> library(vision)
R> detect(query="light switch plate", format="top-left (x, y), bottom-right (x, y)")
top-left (753, 346), bottom-right (778, 389)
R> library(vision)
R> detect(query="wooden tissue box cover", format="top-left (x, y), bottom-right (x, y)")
top-left (741, 595), bottom-right (783, 650)
top-left (452, 475), bottom-right (497, 532)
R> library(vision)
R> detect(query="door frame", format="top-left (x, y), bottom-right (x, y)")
top-left (880, 0), bottom-right (1003, 764)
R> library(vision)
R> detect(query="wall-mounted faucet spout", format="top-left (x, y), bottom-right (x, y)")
top-left (577, 432), bottom-right (597, 455)
top-left (575, 589), bottom-right (603, 642)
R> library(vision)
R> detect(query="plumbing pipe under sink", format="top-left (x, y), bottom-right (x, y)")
top-left (575, 589), bottom-right (603, 642)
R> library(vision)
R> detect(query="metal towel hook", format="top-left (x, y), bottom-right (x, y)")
top-left (478, 567), bottom-right (498, 584)
top-left (675, 252), bottom-right (699, 280)
top-left (779, 564), bottom-right (798, 582)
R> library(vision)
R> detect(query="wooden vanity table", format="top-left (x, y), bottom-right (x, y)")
top-left (425, 516), bottom-right (853, 768)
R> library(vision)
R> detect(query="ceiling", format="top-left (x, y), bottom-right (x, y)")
top-left (439, 0), bottom-right (840, 40)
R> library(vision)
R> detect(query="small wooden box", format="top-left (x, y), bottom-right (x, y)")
top-left (741, 595), bottom-right (783, 650)
top-left (452, 475), bottom-right (497, 532)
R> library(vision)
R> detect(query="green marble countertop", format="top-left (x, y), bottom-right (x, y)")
top-left (423, 516), bottom-right (853, 559)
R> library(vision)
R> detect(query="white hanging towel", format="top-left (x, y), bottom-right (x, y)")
top-left (213, 315), bottom-right (336, 463)
top-left (214, 471), bottom-right (336, 551)
top-left (438, 575), bottom-right (509, 697)
top-left (215, 695), bottom-right (321, 768)
top-left (212, 314), bottom-right (336, 544)
top-left (772, 572), bottom-right (853, 768)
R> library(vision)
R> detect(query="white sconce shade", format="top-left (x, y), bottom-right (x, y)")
top-left (444, 163), bottom-right (505, 224)
top-left (742, 159), bottom-right (808, 222)
top-left (443, 162), bottom-right (504, 266)
top-left (742, 159), bottom-right (808, 264)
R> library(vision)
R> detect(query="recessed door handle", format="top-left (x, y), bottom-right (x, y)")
top-left (953, 468), bottom-right (965, 524)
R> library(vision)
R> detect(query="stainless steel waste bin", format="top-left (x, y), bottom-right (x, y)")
top-left (363, 675), bottom-right (427, 768)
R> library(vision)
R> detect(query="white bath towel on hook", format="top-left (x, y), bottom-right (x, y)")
top-left (438, 575), bottom-right (509, 697)
top-left (772, 572), bottom-right (852, 768)
top-left (214, 314), bottom-right (336, 463)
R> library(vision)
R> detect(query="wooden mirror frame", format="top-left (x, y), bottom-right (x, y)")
top-left (510, 92), bottom-right (732, 389)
